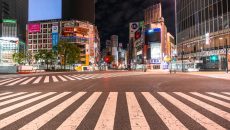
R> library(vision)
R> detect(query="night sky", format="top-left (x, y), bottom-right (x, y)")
top-left (95, 0), bottom-right (175, 49)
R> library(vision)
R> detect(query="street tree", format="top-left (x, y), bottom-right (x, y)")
top-left (12, 52), bottom-right (25, 65)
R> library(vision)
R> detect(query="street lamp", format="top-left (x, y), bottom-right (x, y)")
top-left (181, 43), bottom-right (184, 72)
top-left (219, 37), bottom-right (228, 73)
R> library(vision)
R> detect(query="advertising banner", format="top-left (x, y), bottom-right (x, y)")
top-left (28, 23), bottom-right (41, 33)
top-left (150, 43), bottom-right (161, 64)
top-left (52, 33), bottom-right (59, 50)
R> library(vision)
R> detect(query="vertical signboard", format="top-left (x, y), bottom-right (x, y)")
top-left (52, 23), bottom-right (59, 51)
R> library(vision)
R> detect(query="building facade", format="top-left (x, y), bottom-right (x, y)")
top-left (176, 0), bottom-right (230, 71)
top-left (27, 20), bottom-right (100, 66)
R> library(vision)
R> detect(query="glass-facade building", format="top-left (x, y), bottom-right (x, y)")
top-left (176, 0), bottom-right (230, 70)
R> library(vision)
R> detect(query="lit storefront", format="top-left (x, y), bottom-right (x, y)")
top-left (176, 0), bottom-right (230, 71)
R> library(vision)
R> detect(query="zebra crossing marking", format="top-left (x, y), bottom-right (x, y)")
top-left (222, 92), bottom-right (230, 96)
top-left (0, 92), bottom-right (56, 115)
top-left (0, 92), bottom-right (69, 129)
top-left (71, 75), bottom-right (83, 80)
top-left (206, 92), bottom-right (230, 101)
top-left (174, 92), bottom-right (230, 121)
top-left (57, 92), bottom-right (102, 130)
top-left (95, 92), bottom-right (118, 130)
top-left (44, 76), bottom-right (49, 83)
top-left (6, 77), bottom-right (29, 86)
top-left (142, 92), bottom-right (187, 130)
top-left (52, 76), bottom-right (59, 82)
top-left (63, 75), bottom-right (75, 81)
top-left (20, 77), bottom-right (36, 85)
top-left (0, 92), bottom-right (13, 96)
top-left (126, 92), bottom-right (150, 130)
top-left (0, 92), bottom-right (41, 107)
top-left (159, 92), bottom-right (225, 130)
top-left (191, 92), bottom-right (230, 108)
top-left (19, 92), bottom-right (86, 130)
top-left (0, 92), bottom-right (27, 101)
top-left (58, 75), bottom-right (67, 82)
top-left (0, 91), bottom-right (229, 129)
top-left (33, 76), bottom-right (43, 84)
top-left (0, 78), bottom-right (21, 86)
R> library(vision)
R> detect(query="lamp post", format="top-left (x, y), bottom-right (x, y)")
top-left (219, 38), bottom-right (228, 73)
top-left (181, 44), bottom-right (184, 72)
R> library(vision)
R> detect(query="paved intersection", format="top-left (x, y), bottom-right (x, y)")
top-left (0, 91), bottom-right (229, 130)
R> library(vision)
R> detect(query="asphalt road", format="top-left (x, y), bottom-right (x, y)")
top-left (0, 71), bottom-right (229, 130)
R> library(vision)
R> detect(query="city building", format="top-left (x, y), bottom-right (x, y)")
top-left (111, 35), bottom-right (119, 66)
top-left (0, 0), bottom-right (19, 67)
top-left (176, 0), bottom-right (230, 71)
top-left (27, 20), bottom-right (100, 66)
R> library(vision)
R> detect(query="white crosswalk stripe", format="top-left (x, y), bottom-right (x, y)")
top-left (95, 92), bottom-right (118, 130)
top-left (0, 78), bottom-right (21, 86)
top-left (58, 75), bottom-right (67, 81)
top-left (0, 92), bottom-right (69, 129)
top-left (6, 77), bottom-right (29, 86)
top-left (19, 92), bottom-right (86, 130)
top-left (20, 77), bottom-right (36, 85)
top-left (33, 76), bottom-right (43, 84)
top-left (44, 76), bottom-right (49, 83)
top-left (0, 91), bottom-right (229, 129)
top-left (142, 92), bottom-right (187, 130)
top-left (159, 92), bottom-right (225, 130)
top-left (222, 92), bottom-right (230, 96)
top-left (57, 92), bottom-right (102, 130)
top-left (191, 92), bottom-right (230, 108)
top-left (206, 92), bottom-right (230, 101)
top-left (0, 72), bottom-right (148, 86)
top-left (0, 92), bottom-right (13, 96)
top-left (126, 92), bottom-right (150, 130)
top-left (52, 76), bottom-right (59, 82)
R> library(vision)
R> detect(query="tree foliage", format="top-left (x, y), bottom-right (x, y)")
top-left (58, 41), bottom-right (81, 69)
top-left (12, 52), bottom-right (25, 65)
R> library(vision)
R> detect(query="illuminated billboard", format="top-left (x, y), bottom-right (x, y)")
top-left (29, 0), bottom-right (62, 21)
top-left (28, 23), bottom-right (41, 33)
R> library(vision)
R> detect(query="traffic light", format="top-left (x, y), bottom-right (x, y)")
top-left (104, 56), bottom-right (110, 63)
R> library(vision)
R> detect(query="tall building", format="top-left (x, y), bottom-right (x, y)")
top-left (176, 0), bottom-right (230, 71)
top-left (27, 20), bottom-right (100, 65)
top-left (144, 3), bottom-right (169, 70)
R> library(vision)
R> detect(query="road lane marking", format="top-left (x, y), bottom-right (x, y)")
top-left (175, 92), bottom-right (230, 121)
top-left (191, 92), bottom-right (230, 108)
top-left (0, 92), bottom-right (69, 129)
top-left (58, 76), bottom-right (67, 81)
top-left (20, 77), bottom-right (36, 85)
top-left (142, 92), bottom-right (187, 130)
top-left (71, 75), bottom-right (83, 80)
top-left (0, 92), bottom-right (13, 96)
top-left (159, 92), bottom-right (225, 130)
top-left (0, 92), bottom-right (27, 101)
top-left (206, 92), bottom-right (230, 101)
top-left (33, 76), bottom-right (43, 84)
top-left (19, 92), bottom-right (86, 130)
top-left (0, 92), bottom-right (41, 107)
top-left (0, 78), bottom-right (21, 86)
top-left (52, 76), bottom-right (59, 82)
top-left (95, 92), bottom-right (118, 130)
top-left (126, 92), bottom-right (150, 130)
top-left (63, 75), bottom-right (75, 81)
top-left (44, 76), bottom-right (49, 83)
top-left (57, 92), bottom-right (102, 130)
top-left (6, 77), bottom-right (29, 86)
top-left (0, 92), bottom-right (56, 115)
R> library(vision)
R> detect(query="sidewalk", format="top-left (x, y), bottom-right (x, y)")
top-left (180, 71), bottom-right (230, 80)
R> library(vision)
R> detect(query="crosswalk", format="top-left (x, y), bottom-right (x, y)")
top-left (0, 72), bottom-right (146, 86)
top-left (0, 91), bottom-right (229, 130)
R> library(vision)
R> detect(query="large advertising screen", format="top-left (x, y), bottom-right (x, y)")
top-left (29, 0), bottom-right (62, 21)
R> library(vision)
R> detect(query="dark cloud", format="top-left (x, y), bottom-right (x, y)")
top-left (96, 0), bottom-right (175, 49)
